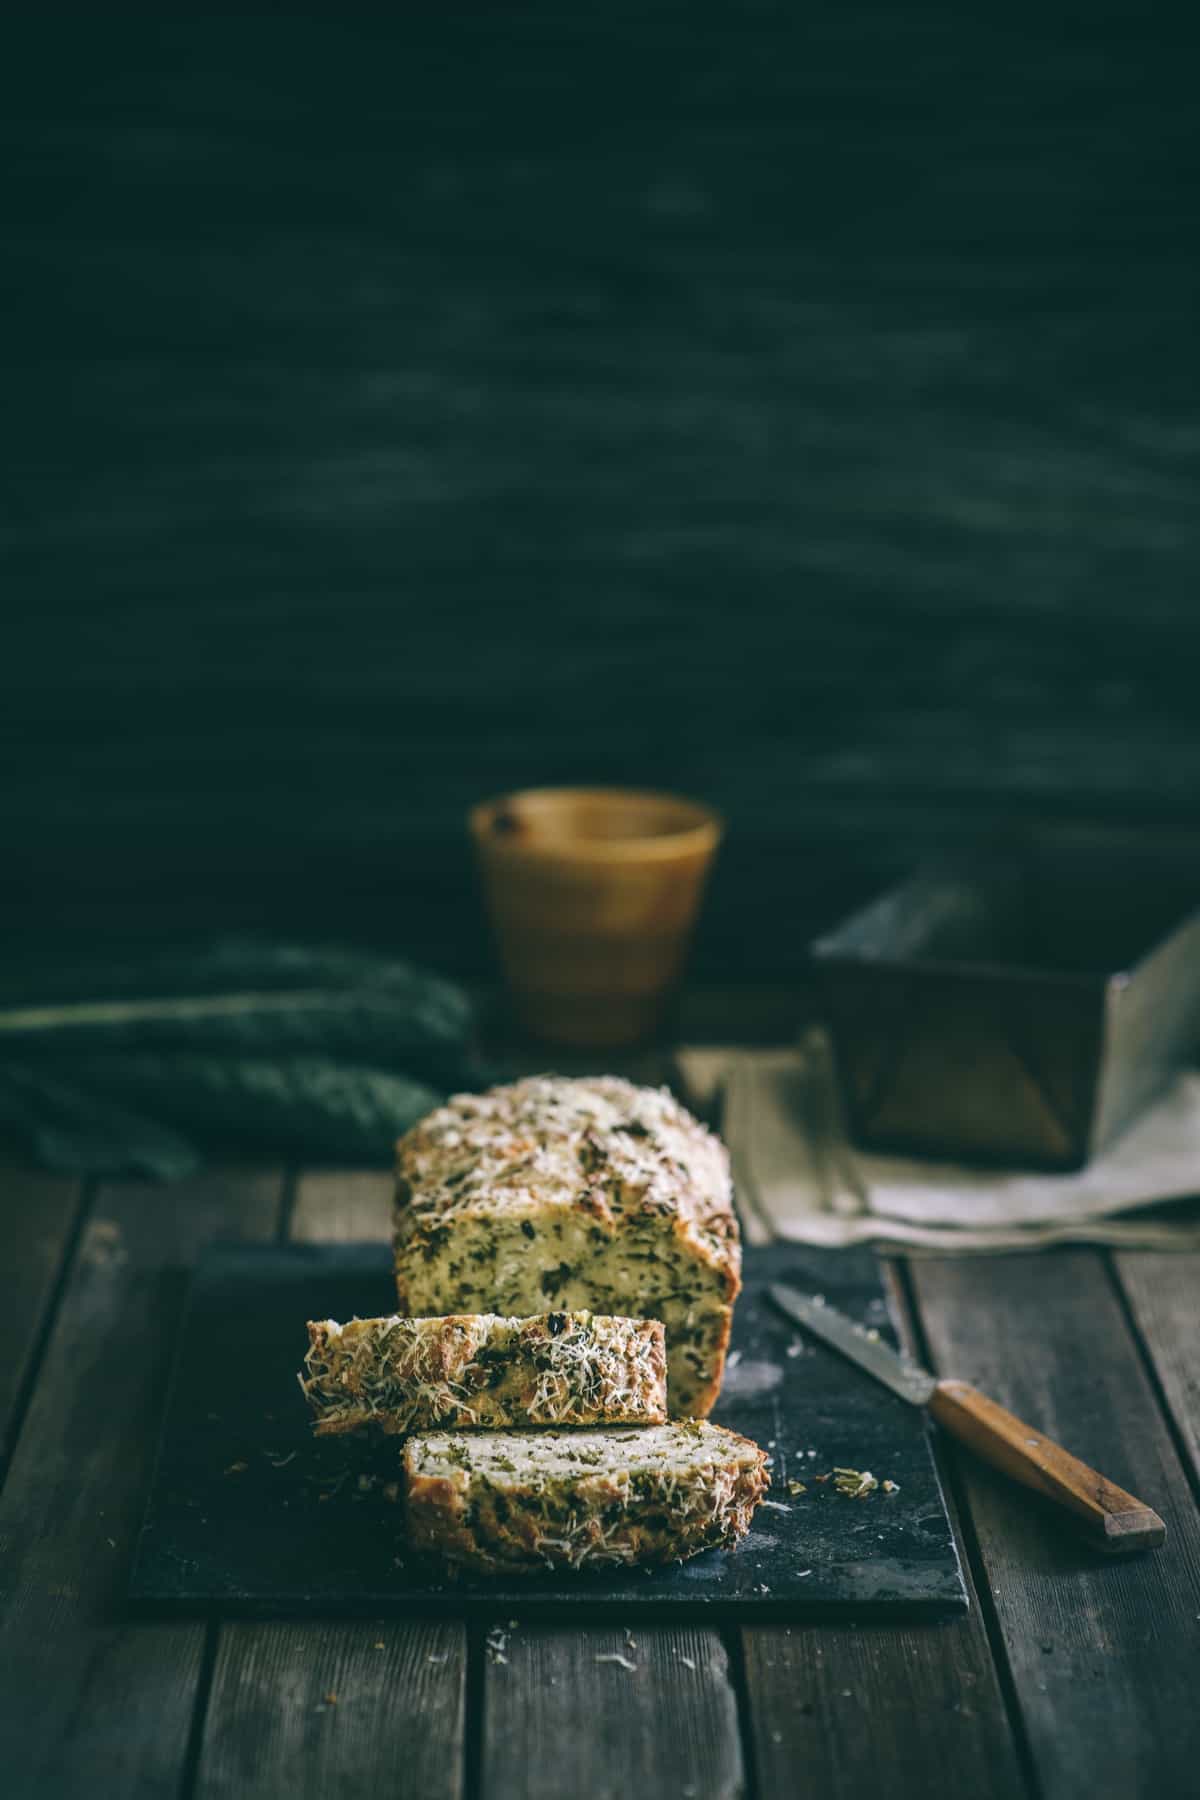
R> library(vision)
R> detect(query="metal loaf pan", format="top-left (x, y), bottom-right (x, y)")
top-left (812, 852), bottom-right (1200, 1169)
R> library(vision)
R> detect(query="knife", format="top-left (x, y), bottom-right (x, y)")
top-left (767, 1283), bottom-right (1166, 1554)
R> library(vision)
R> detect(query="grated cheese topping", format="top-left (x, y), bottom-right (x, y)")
top-left (395, 1075), bottom-right (736, 1260)
top-left (300, 1310), bottom-right (667, 1435)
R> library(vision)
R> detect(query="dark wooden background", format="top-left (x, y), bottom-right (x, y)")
top-left (5, 6), bottom-right (1199, 978)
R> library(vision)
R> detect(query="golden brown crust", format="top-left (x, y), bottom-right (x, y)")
top-left (393, 1075), bottom-right (740, 1286)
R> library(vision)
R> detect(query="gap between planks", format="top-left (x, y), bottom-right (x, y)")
top-left (190, 1170), bottom-right (466, 1800)
top-left (1108, 1249), bottom-right (1200, 1504)
top-left (737, 1256), bottom-right (1029, 1800)
top-left (0, 1165), bottom-right (283, 1800)
top-left (908, 1248), bottom-right (1200, 1800)
top-left (0, 1164), bottom-right (91, 1485)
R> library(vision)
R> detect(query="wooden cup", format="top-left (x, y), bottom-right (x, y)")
top-left (469, 787), bottom-right (723, 1047)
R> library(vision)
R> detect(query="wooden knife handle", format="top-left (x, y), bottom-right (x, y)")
top-left (929, 1379), bottom-right (1165, 1554)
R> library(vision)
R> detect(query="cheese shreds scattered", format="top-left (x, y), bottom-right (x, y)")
top-left (393, 1076), bottom-right (741, 1417)
top-left (404, 1421), bottom-right (768, 1574)
top-left (300, 1310), bottom-right (666, 1435)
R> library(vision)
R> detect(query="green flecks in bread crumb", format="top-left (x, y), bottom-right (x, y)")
top-left (405, 1421), bottom-right (769, 1573)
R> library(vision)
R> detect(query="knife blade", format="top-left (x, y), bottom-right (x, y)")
top-left (766, 1281), bottom-right (1165, 1554)
top-left (767, 1283), bottom-right (937, 1405)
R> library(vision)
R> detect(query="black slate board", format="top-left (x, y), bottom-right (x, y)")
top-left (130, 1243), bottom-right (966, 1617)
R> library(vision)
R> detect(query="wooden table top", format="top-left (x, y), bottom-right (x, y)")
top-left (1, 1044), bottom-right (1198, 1799)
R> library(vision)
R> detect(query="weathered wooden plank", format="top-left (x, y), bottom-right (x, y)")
top-left (289, 1168), bottom-right (392, 1242)
top-left (482, 1624), bottom-right (743, 1800)
top-left (0, 1161), bottom-right (82, 1473)
top-left (195, 1166), bottom-right (465, 1800)
top-left (910, 1250), bottom-right (1200, 1800)
top-left (743, 1621), bottom-right (1026, 1800)
top-left (197, 1620), bottom-right (464, 1800)
top-left (741, 1260), bottom-right (1026, 1800)
top-left (1112, 1251), bottom-right (1200, 1493)
top-left (0, 1167), bottom-right (282, 1800)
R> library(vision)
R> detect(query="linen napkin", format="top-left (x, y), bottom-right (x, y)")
top-left (677, 1033), bottom-right (1200, 1253)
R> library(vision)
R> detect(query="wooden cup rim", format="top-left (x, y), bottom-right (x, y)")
top-left (468, 786), bottom-right (723, 865)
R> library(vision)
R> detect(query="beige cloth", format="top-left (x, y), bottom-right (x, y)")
top-left (676, 1034), bottom-right (1200, 1254)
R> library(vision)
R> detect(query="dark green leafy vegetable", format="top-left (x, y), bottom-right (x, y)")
top-left (0, 939), bottom-right (473, 1080)
top-left (0, 938), bottom-right (479, 1178)
top-left (0, 1066), bottom-right (200, 1180)
top-left (64, 1055), bottom-right (443, 1165)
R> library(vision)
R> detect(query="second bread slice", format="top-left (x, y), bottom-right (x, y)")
top-left (301, 1310), bottom-right (667, 1435)
top-left (405, 1421), bottom-right (769, 1571)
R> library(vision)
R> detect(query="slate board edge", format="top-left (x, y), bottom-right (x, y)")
top-left (127, 1588), bottom-right (966, 1620)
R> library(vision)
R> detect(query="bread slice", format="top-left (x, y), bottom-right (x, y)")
top-left (301, 1310), bottom-right (667, 1435)
top-left (404, 1420), bottom-right (768, 1572)
top-left (393, 1076), bottom-right (740, 1417)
